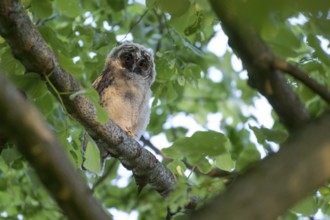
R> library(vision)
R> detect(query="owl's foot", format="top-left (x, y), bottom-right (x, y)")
top-left (125, 128), bottom-right (137, 140)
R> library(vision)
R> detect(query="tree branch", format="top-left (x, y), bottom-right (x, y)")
top-left (210, 0), bottom-right (311, 132)
top-left (0, 73), bottom-right (111, 220)
top-left (191, 1), bottom-right (330, 219)
top-left (273, 57), bottom-right (330, 104)
top-left (0, 0), bottom-right (175, 197)
top-left (191, 111), bottom-right (330, 220)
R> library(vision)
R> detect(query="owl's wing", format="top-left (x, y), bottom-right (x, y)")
top-left (91, 74), bottom-right (103, 89)
top-left (92, 66), bottom-right (115, 94)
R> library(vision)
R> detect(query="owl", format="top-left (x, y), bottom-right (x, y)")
top-left (92, 43), bottom-right (156, 140)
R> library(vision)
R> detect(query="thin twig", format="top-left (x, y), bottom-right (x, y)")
top-left (140, 136), bottom-right (172, 161)
top-left (153, 9), bottom-right (164, 53)
top-left (119, 9), bottom-right (149, 42)
top-left (44, 72), bottom-right (67, 112)
top-left (92, 159), bottom-right (118, 190)
top-left (36, 13), bottom-right (61, 26)
top-left (273, 57), bottom-right (330, 105)
top-left (162, 14), bottom-right (176, 44)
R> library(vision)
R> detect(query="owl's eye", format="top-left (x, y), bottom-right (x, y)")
top-left (138, 59), bottom-right (148, 71)
top-left (122, 53), bottom-right (133, 62)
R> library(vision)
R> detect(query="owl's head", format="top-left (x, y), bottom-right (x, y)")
top-left (107, 43), bottom-right (156, 85)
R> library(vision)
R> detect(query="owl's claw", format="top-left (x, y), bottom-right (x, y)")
top-left (125, 128), bottom-right (137, 140)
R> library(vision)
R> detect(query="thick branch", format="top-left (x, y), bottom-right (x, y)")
top-left (0, 73), bottom-right (110, 220)
top-left (191, 112), bottom-right (330, 220)
top-left (0, 0), bottom-right (175, 197)
top-left (210, 0), bottom-right (311, 132)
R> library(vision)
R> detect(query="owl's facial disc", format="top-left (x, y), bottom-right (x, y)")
top-left (132, 57), bottom-right (152, 77)
top-left (120, 52), bottom-right (134, 70)
top-left (118, 50), bottom-right (152, 78)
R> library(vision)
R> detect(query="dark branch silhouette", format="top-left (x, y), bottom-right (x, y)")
top-left (209, 1), bottom-right (311, 132)
top-left (0, 73), bottom-right (111, 220)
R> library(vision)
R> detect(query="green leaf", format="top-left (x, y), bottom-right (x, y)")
top-left (158, 0), bottom-right (190, 17)
top-left (82, 141), bottom-right (101, 174)
top-left (71, 88), bottom-right (109, 123)
top-left (146, 0), bottom-right (157, 9)
top-left (177, 75), bottom-right (185, 86)
top-left (236, 145), bottom-right (260, 171)
top-left (169, 6), bottom-right (195, 34)
top-left (249, 125), bottom-right (288, 144)
top-left (34, 93), bottom-right (55, 117)
top-left (31, 0), bottom-right (53, 19)
top-left (166, 160), bottom-right (187, 176)
top-left (1, 148), bottom-right (22, 167)
top-left (155, 58), bottom-right (175, 82)
top-left (57, 53), bottom-right (83, 77)
top-left (319, 186), bottom-right (330, 196)
top-left (291, 195), bottom-right (318, 216)
top-left (106, 0), bottom-right (127, 11)
top-left (214, 153), bottom-right (235, 171)
top-left (163, 131), bottom-right (230, 173)
top-left (9, 73), bottom-right (48, 99)
top-left (54, 0), bottom-right (82, 17)
top-left (93, 32), bottom-right (116, 50)
top-left (161, 82), bottom-right (178, 102)
top-left (166, 177), bottom-right (190, 212)
top-left (184, 63), bottom-right (201, 80)
top-left (278, 211), bottom-right (299, 220)
top-left (0, 48), bottom-right (25, 75)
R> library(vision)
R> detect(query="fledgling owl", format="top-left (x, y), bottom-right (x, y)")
top-left (92, 43), bottom-right (156, 140)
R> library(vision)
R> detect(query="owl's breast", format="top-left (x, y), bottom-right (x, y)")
top-left (99, 78), bottom-right (151, 138)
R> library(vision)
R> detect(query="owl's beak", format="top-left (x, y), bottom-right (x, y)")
top-left (132, 63), bottom-right (142, 75)
top-left (132, 63), bottom-right (137, 71)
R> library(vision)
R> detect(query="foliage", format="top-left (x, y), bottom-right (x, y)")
top-left (0, 0), bottom-right (330, 219)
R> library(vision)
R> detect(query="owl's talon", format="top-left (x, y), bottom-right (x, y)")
top-left (125, 129), bottom-right (137, 139)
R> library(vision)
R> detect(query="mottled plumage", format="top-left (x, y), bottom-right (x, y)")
top-left (82, 43), bottom-right (156, 174)
top-left (92, 43), bottom-right (156, 139)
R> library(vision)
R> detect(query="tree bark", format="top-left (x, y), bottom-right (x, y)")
top-left (0, 73), bottom-right (111, 220)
